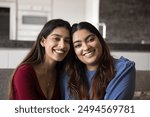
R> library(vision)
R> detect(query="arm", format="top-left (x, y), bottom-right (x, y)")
top-left (13, 65), bottom-right (42, 100)
top-left (114, 66), bottom-right (135, 100)
top-left (105, 58), bottom-right (136, 100)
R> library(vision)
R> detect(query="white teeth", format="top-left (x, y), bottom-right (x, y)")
top-left (84, 50), bottom-right (94, 57)
top-left (55, 50), bottom-right (64, 54)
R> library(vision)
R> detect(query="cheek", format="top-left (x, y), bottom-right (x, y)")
top-left (95, 40), bottom-right (102, 50)
top-left (97, 44), bottom-right (103, 57)
top-left (74, 48), bottom-right (81, 56)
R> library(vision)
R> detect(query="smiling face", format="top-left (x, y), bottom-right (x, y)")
top-left (40, 27), bottom-right (70, 63)
top-left (72, 29), bottom-right (102, 70)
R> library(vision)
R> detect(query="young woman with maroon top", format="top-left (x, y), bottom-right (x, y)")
top-left (8, 19), bottom-right (71, 100)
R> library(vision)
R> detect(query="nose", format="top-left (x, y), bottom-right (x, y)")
top-left (58, 39), bottom-right (66, 48)
top-left (82, 43), bottom-right (89, 51)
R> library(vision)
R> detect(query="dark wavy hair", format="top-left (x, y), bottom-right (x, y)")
top-left (8, 19), bottom-right (71, 99)
top-left (65, 22), bottom-right (115, 99)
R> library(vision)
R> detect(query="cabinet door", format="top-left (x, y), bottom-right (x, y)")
top-left (8, 49), bottom-right (29, 68)
top-left (0, 50), bottom-right (9, 68)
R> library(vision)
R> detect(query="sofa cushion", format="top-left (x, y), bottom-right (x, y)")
top-left (0, 69), bottom-right (13, 99)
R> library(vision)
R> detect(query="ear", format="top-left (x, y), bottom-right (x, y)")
top-left (40, 37), bottom-right (46, 47)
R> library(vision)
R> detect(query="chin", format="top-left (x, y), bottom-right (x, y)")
top-left (56, 58), bottom-right (65, 62)
top-left (85, 59), bottom-right (97, 64)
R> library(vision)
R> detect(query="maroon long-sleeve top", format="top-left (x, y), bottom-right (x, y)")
top-left (12, 64), bottom-right (60, 100)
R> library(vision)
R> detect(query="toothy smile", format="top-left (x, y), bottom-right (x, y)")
top-left (54, 49), bottom-right (65, 54)
top-left (83, 50), bottom-right (95, 57)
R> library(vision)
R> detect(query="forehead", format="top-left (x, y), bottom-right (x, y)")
top-left (50, 27), bottom-right (69, 35)
top-left (73, 29), bottom-right (92, 41)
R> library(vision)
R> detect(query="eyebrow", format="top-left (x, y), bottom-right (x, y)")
top-left (73, 34), bottom-right (95, 44)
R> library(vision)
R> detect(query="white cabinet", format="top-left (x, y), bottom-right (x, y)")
top-left (8, 49), bottom-right (29, 68)
top-left (111, 51), bottom-right (150, 71)
top-left (0, 50), bottom-right (9, 68)
top-left (0, 49), bottom-right (29, 69)
top-left (17, 0), bottom-right (52, 41)
top-left (16, 0), bottom-right (100, 41)
top-left (18, 0), bottom-right (52, 9)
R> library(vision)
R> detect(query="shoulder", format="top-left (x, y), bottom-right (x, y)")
top-left (114, 56), bottom-right (135, 72)
top-left (13, 64), bottom-right (35, 81)
top-left (112, 56), bottom-right (136, 82)
top-left (15, 64), bottom-right (35, 75)
top-left (105, 57), bottom-right (136, 99)
top-left (17, 64), bottom-right (33, 72)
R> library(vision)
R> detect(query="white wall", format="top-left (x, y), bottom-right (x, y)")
top-left (52, 0), bottom-right (86, 25)
top-left (85, 0), bottom-right (99, 28)
top-left (111, 51), bottom-right (150, 71)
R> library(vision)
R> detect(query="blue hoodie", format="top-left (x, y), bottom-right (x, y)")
top-left (59, 56), bottom-right (136, 100)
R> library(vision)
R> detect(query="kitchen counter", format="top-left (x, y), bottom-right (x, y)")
top-left (0, 40), bottom-right (150, 52)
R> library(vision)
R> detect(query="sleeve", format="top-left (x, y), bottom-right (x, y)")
top-left (104, 57), bottom-right (136, 100)
top-left (13, 65), bottom-right (40, 99)
top-left (59, 72), bottom-right (71, 100)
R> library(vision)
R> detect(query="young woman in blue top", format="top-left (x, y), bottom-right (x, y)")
top-left (59, 21), bottom-right (136, 100)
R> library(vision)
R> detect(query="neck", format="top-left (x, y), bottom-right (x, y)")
top-left (86, 65), bottom-right (98, 71)
top-left (34, 61), bottom-right (56, 74)
top-left (43, 62), bottom-right (56, 73)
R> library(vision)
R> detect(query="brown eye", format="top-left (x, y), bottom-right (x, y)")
top-left (89, 38), bottom-right (94, 42)
top-left (74, 43), bottom-right (81, 48)
top-left (52, 37), bottom-right (60, 41)
top-left (87, 36), bottom-right (95, 43)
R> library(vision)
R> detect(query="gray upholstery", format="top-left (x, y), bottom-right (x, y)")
top-left (0, 69), bottom-right (150, 100)
top-left (135, 71), bottom-right (150, 91)
top-left (0, 69), bottom-right (13, 100)
top-left (133, 71), bottom-right (150, 100)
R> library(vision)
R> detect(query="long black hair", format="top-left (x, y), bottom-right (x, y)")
top-left (8, 19), bottom-right (71, 99)
top-left (66, 22), bottom-right (115, 99)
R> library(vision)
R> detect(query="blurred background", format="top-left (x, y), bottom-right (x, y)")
top-left (0, 0), bottom-right (150, 99)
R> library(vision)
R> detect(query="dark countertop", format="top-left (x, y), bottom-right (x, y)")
top-left (0, 40), bottom-right (150, 52)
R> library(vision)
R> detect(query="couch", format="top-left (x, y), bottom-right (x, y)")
top-left (0, 69), bottom-right (150, 100)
